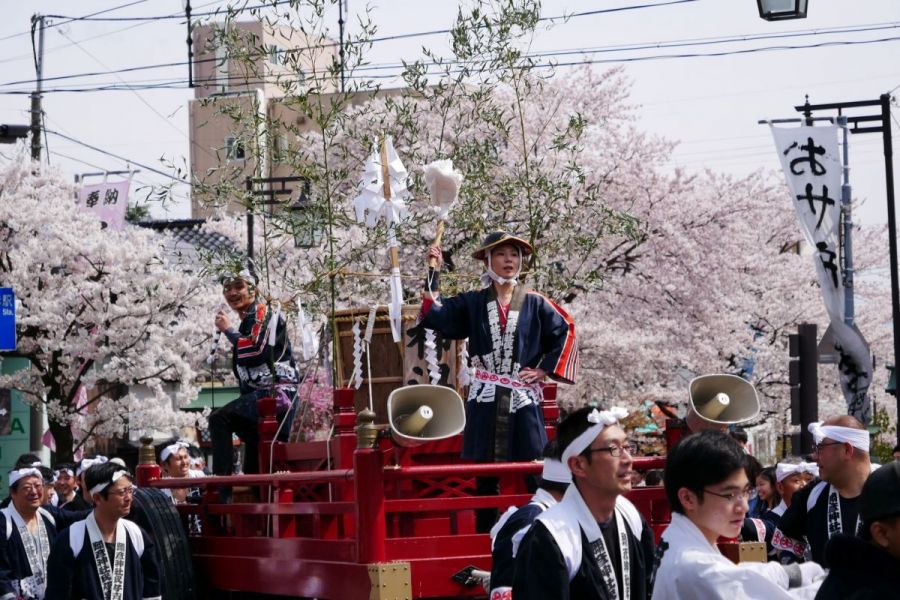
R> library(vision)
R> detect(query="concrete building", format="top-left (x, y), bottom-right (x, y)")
top-left (188, 21), bottom-right (339, 218)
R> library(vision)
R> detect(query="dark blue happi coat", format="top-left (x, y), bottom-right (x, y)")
top-left (0, 505), bottom-right (89, 599)
top-left (421, 286), bottom-right (578, 461)
top-left (44, 518), bottom-right (161, 600)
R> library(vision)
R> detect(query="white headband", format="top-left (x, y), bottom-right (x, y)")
top-left (775, 463), bottom-right (814, 482)
top-left (541, 458), bottom-right (572, 484)
top-left (54, 468), bottom-right (75, 480)
top-left (77, 456), bottom-right (108, 476)
top-left (8, 468), bottom-right (43, 487)
top-left (89, 470), bottom-right (130, 496)
top-left (160, 441), bottom-right (190, 463)
top-left (561, 407), bottom-right (629, 466)
top-left (808, 422), bottom-right (870, 453)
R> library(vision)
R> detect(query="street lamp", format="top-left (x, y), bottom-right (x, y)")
top-left (757, 0), bottom-right (808, 21)
top-left (289, 179), bottom-right (323, 249)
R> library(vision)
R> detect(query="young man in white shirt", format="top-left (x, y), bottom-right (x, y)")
top-left (652, 431), bottom-right (823, 600)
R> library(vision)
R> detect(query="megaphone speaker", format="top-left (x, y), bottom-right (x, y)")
top-left (688, 374), bottom-right (759, 425)
top-left (387, 384), bottom-right (466, 447)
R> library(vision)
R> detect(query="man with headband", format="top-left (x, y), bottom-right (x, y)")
top-left (0, 468), bottom-right (87, 599)
top-left (45, 463), bottom-right (161, 600)
top-left (52, 463), bottom-right (89, 511)
top-left (209, 269), bottom-right (299, 480)
top-left (157, 441), bottom-right (204, 505)
top-left (772, 415), bottom-right (871, 566)
top-left (740, 461), bottom-right (811, 558)
top-left (513, 406), bottom-right (654, 600)
top-left (488, 439), bottom-right (572, 597)
top-left (422, 232), bottom-right (578, 530)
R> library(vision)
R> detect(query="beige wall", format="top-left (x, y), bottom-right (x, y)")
top-left (189, 20), bottom-right (339, 217)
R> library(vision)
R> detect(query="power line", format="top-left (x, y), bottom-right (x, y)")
top-left (43, 0), bottom-right (297, 22)
top-left (0, 0), bottom-right (149, 44)
top-left (3, 33), bottom-right (899, 95)
top-left (5, 19), bottom-right (899, 91)
top-left (45, 129), bottom-right (190, 184)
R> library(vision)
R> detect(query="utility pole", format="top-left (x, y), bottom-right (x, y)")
top-left (30, 14), bottom-right (45, 162)
top-left (789, 324), bottom-right (818, 455)
top-left (29, 14), bottom-right (46, 455)
top-left (337, 0), bottom-right (346, 94)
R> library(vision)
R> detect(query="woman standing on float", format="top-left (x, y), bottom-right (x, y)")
top-left (419, 231), bottom-right (578, 469)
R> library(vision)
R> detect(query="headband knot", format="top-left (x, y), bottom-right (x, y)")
top-left (808, 422), bottom-right (870, 453)
top-left (77, 456), bottom-right (109, 477)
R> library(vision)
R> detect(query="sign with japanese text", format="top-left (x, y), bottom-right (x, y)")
top-left (77, 179), bottom-right (130, 231)
top-left (0, 288), bottom-right (14, 351)
top-left (770, 125), bottom-right (873, 422)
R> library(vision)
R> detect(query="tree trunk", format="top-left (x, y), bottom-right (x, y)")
top-left (49, 418), bottom-right (74, 463)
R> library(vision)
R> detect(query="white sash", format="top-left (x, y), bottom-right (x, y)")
top-left (3, 506), bottom-right (50, 599)
top-left (85, 512), bottom-right (127, 600)
top-left (826, 484), bottom-right (861, 539)
top-left (588, 508), bottom-right (631, 600)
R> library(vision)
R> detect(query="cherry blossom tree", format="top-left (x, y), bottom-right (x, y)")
top-left (0, 148), bottom-right (220, 461)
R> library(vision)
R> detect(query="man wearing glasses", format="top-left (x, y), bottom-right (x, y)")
top-left (771, 415), bottom-right (872, 566)
top-left (0, 468), bottom-right (88, 600)
top-left (45, 463), bottom-right (162, 600)
top-left (652, 431), bottom-right (824, 599)
top-left (513, 405), bottom-right (655, 600)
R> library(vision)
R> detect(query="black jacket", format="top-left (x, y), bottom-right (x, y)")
top-left (815, 533), bottom-right (900, 600)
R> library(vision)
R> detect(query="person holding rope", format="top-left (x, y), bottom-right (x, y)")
top-left (209, 270), bottom-right (299, 479)
top-left (420, 231), bottom-right (578, 529)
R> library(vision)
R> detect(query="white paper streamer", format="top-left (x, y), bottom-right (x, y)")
top-left (353, 137), bottom-right (410, 227)
top-left (458, 339), bottom-right (472, 387)
top-left (424, 328), bottom-right (441, 385)
top-left (351, 319), bottom-right (364, 390)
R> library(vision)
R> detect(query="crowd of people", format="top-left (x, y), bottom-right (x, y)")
top-left (486, 410), bottom-right (900, 600)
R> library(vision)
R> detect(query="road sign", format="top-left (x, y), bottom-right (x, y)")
top-left (0, 288), bottom-right (15, 351)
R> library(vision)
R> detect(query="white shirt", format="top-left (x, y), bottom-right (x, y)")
top-left (652, 513), bottom-right (820, 600)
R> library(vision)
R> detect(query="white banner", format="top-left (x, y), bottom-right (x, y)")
top-left (77, 179), bottom-right (130, 231)
top-left (770, 125), bottom-right (872, 422)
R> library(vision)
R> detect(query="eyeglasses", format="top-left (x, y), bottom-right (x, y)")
top-left (584, 441), bottom-right (637, 458)
top-left (703, 485), bottom-right (754, 503)
top-left (16, 483), bottom-right (44, 493)
top-left (814, 441), bottom-right (844, 453)
top-left (107, 486), bottom-right (136, 498)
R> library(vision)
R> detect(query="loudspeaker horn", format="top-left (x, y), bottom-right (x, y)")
top-left (688, 374), bottom-right (759, 425)
top-left (387, 384), bottom-right (466, 447)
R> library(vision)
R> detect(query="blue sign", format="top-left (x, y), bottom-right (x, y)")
top-left (0, 288), bottom-right (15, 351)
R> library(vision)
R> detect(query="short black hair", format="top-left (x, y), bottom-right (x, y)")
top-left (37, 466), bottom-right (54, 485)
top-left (557, 406), bottom-right (596, 455)
top-left (14, 453), bottom-right (42, 469)
top-left (744, 454), bottom-right (763, 483)
top-left (645, 469), bottom-right (664, 486)
top-left (54, 462), bottom-right (77, 475)
top-left (664, 430), bottom-right (748, 514)
top-left (730, 428), bottom-right (749, 444)
top-left (84, 463), bottom-right (133, 499)
top-left (893, 444), bottom-right (900, 454)
top-left (539, 438), bottom-right (569, 495)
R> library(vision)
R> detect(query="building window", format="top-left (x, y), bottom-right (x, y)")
top-left (225, 137), bottom-right (245, 162)
top-left (268, 44), bottom-right (282, 66)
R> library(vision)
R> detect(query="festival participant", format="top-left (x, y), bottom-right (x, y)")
top-left (815, 461), bottom-right (900, 598)
top-left (513, 406), bottom-right (654, 600)
top-left (157, 441), bottom-right (204, 505)
top-left (488, 439), bottom-right (571, 596)
top-left (893, 443), bottom-right (900, 462)
top-left (0, 468), bottom-right (87, 599)
top-left (0, 455), bottom-right (44, 510)
top-left (44, 463), bottom-right (161, 600)
top-left (651, 431), bottom-right (823, 599)
top-left (72, 457), bottom-right (109, 509)
top-left (752, 467), bottom-right (780, 517)
top-left (772, 416), bottom-right (871, 566)
top-left (210, 270), bottom-right (299, 478)
top-left (52, 463), bottom-right (86, 511)
top-left (421, 232), bottom-right (577, 528)
top-left (741, 462), bottom-right (809, 558)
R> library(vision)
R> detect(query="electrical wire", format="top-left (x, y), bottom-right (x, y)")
top-left (4, 20), bottom-right (899, 91)
top-left (45, 129), bottom-right (190, 184)
top-left (0, 0), bottom-right (150, 44)
top-left (2, 33), bottom-right (899, 95)
top-left (43, 0), bottom-right (297, 22)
